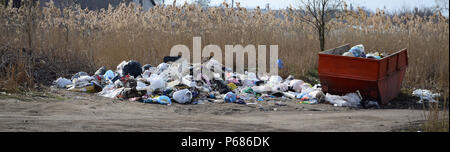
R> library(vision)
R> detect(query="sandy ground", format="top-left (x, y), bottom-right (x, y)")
top-left (0, 88), bottom-right (427, 132)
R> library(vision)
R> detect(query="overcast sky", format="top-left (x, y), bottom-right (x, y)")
top-left (163, 0), bottom-right (443, 13)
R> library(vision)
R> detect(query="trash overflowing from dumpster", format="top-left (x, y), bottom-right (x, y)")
top-left (53, 56), bottom-right (384, 108)
top-left (342, 44), bottom-right (386, 59)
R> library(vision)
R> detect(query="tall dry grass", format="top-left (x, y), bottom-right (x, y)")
top-left (0, 1), bottom-right (448, 96)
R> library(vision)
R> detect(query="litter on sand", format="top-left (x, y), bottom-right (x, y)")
top-left (53, 57), bottom-right (377, 107)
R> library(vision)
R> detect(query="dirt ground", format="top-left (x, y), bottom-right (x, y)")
top-left (0, 88), bottom-right (428, 132)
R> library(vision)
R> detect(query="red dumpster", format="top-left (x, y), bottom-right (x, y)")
top-left (318, 44), bottom-right (408, 104)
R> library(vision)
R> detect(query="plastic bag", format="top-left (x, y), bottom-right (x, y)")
top-left (348, 44), bottom-right (365, 57)
top-left (283, 92), bottom-right (297, 99)
top-left (173, 89), bottom-right (193, 104)
top-left (136, 81), bottom-right (148, 91)
top-left (268, 76), bottom-right (283, 85)
top-left (277, 59), bottom-right (284, 69)
top-left (272, 83), bottom-right (289, 92)
top-left (72, 76), bottom-right (94, 85)
top-left (224, 92), bottom-right (237, 103)
top-left (227, 83), bottom-right (238, 91)
top-left (342, 52), bottom-right (354, 57)
top-left (98, 84), bottom-right (123, 98)
top-left (116, 61), bottom-right (128, 76)
top-left (142, 64), bottom-right (152, 71)
top-left (252, 86), bottom-right (272, 93)
top-left (181, 75), bottom-right (196, 87)
top-left (148, 76), bottom-right (166, 91)
top-left (147, 96), bottom-right (172, 105)
top-left (71, 71), bottom-right (89, 80)
top-left (325, 93), bottom-right (361, 107)
top-left (289, 80), bottom-right (304, 93)
top-left (157, 63), bottom-right (169, 73)
top-left (122, 60), bottom-right (142, 78)
top-left (412, 89), bottom-right (440, 103)
top-left (104, 70), bottom-right (115, 80)
top-left (54, 77), bottom-right (72, 88)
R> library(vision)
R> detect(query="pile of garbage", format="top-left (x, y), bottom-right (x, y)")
top-left (54, 57), bottom-right (365, 107)
top-left (342, 44), bottom-right (387, 60)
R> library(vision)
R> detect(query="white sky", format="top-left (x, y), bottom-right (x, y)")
top-left (162, 0), bottom-right (443, 13)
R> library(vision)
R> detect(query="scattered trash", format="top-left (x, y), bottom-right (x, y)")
top-left (163, 55), bottom-right (182, 63)
top-left (122, 60), bottom-right (142, 78)
top-left (54, 77), bottom-right (72, 88)
top-left (412, 89), bottom-right (440, 103)
top-left (71, 71), bottom-right (89, 80)
top-left (342, 44), bottom-right (386, 60)
top-left (142, 64), bottom-right (152, 71)
top-left (363, 100), bottom-right (380, 109)
top-left (325, 92), bottom-right (361, 107)
top-left (53, 57), bottom-right (364, 108)
top-left (257, 97), bottom-right (264, 102)
top-left (67, 82), bottom-right (102, 93)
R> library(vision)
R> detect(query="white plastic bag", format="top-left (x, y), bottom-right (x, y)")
top-left (157, 63), bottom-right (169, 73)
top-left (148, 76), bottom-right (166, 91)
top-left (252, 86), bottom-right (272, 93)
top-left (181, 75), bottom-right (196, 87)
top-left (325, 93), bottom-right (361, 107)
top-left (136, 81), bottom-right (148, 91)
top-left (342, 93), bottom-right (361, 107)
top-left (116, 60), bottom-right (127, 76)
top-left (412, 89), bottom-right (440, 103)
top-left (289, 80), bottom-right (304, 93)
top-left (173, 89), bottom-right (193, 104)
top-left (268, 75), bottom-right (283, 85)
top-left (98, 84), bottom-right (123, 99)
top-left (272, 83), bottom-right (289, 92)
top-left (54, 77), bottom-right (72, 88)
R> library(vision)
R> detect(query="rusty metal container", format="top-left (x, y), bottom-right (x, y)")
top-left (318, 44), bottom-right (408, 104)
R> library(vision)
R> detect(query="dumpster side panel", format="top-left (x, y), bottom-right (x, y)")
top-left (319, 75), bottom-right (379, 99)
top-left (378, 49), bottom-right (408, 104)
top-left (318, 54), bottom-right (379, 81)
top-left (378, 68), bottom-right (406, 104)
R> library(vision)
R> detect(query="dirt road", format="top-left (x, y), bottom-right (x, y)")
top-left (0, 89), bottom-right (426, 132)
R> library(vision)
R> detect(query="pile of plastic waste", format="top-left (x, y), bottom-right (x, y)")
top-left (53, 57), bottom-right (367, 107)
top-left (342, 44), bottom-right (387, 60)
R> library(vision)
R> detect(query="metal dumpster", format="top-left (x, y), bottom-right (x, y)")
top-left (318, 44), bottom-right (408, 104)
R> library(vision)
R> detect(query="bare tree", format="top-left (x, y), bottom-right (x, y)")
top-left (297, 0), bottom-right (343, 51)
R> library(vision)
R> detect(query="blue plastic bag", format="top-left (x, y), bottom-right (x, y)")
top-left (348, 44), bottom-right (365, 57)
top-left (104, 70), bottom-right (115, 80)
top-left (277, 59), bottom-right (284, 69)
top-left (155, 96), bottom-right (172, 105)
top-left (143, 96), bottom-right (172, 105)
top-left (224, 92), bottom-right (237, 103)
